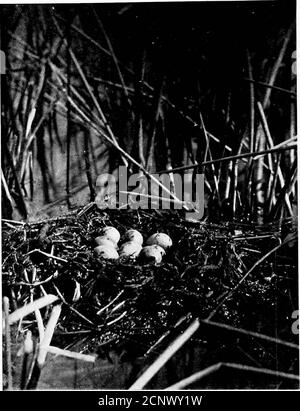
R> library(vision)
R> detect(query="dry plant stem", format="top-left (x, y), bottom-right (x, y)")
top-left (27, 304), bottom-right (62, 389)
top-left (118, 191), bottom-right (188, 207)
top-left (7, 294), bottom-right (59, 326)
top-left (199, 112), bottom-right (219, 197)
top-left (255, 124), bottom-right (266, 219)
top-left (24, 340), bottom-right (39, 390)
top-left (146, 80), bottom-right (164, 170)
top-left (145, 315), bottom-right (190, 356)
top-left (26, 249), bottom-right (67, 263)
top-left (267, 155), bottom-right (281, 213)
top-left (3, 297), bottom-right (13, 390)
top-left (96, 291), bottom-right (124, 315)
top-left (157, 144), bottom-right (297, 175)
top-left (247, 50), bottom-right (255, 154)
top-left (232, 140), bottom-right (244, 217)
top-left (244, 77), bottom-right (297, 97)
top-left (129, 318), bottom-right (200, 390)
top-left (35, 309), bottom-right (45, 342)
top-left (106, 311), bottom-right (127, 326)
top-left (1, 169), bottom-right (14, 207)
top-left (257, 102), bottom-right (293, 215)
top-left (54, 13), bottom-right (119, 66)
top-left (47, 346), bottom-right (96, 363)
top-left (263, 23), bottom-right (295, 109)
top-left (165, 362), bottom-right (299, 390)
top-left (2, 219), bottom-right (26, 225)
top-left (165, 363), bottom-right (222, 390)
top-left (201, 319), bottom-right (298, 350)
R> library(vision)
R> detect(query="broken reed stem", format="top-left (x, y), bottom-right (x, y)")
top-left (7, 294), bottom-right (59, 326)
top-left (3, 297), bottom-right (13, 390)
top-left (129, 318), bottom-right (200, 390)
top-left (47, 346), bottom-right (96, 363)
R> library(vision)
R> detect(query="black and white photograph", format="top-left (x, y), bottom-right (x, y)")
top-left (1, 0), bottom-right (299, 393)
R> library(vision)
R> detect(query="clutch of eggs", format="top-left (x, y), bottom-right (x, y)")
top-left (93, 227), bottom-right (172, 264)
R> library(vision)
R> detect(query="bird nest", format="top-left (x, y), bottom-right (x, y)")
top-left (2, 208), bottom-right (298, 388)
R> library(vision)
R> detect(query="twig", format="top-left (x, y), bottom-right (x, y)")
top-left (96, 291), bottom-right (124, 316)
top-left (26, 249), bottom-right (68, 263)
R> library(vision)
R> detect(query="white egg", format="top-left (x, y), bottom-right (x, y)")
top-left (146, 233), bottom-right (172, 249)
top-left (95, 236), bottom-right (117, 248)
top-left (94, 245), bottom-right (119, 260)
top-left (123, 229), bottom-right (143, 245)
top-left (140, 245), bottom-right (166, 264)
top-left (100, 226), bottom-right (120, 244)
top-left (119, 241), bottom-right (142, 259)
